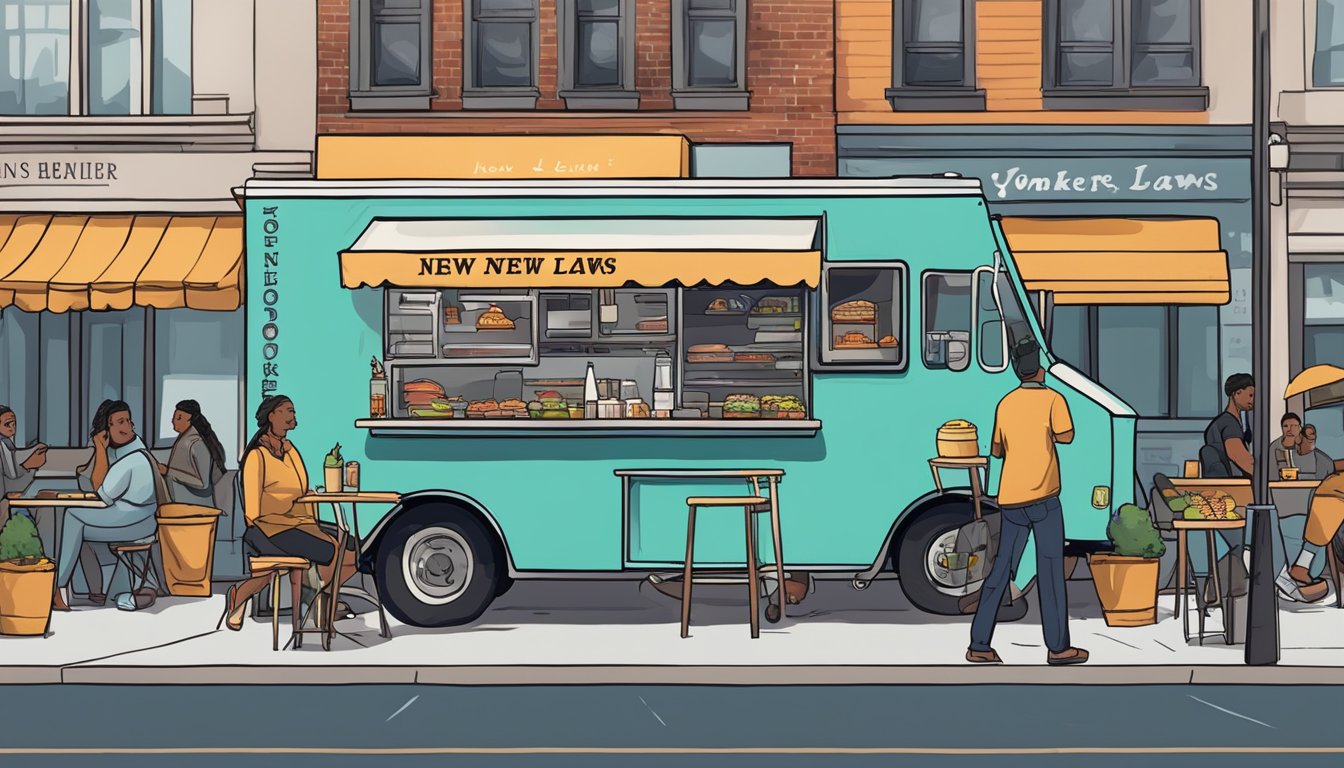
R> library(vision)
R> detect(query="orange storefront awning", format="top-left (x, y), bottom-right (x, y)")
top-left (0, 214), bottom-right (242, 313)
top-left (339, 217), bottom-right (823, 289)
top-left (1000, 217), bottom-right (1230, 305)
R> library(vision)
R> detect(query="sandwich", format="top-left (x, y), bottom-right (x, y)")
top-left (734, 352), bottom-right (776, 363)
top-left (467, 399), bottom-right (499, 417)
top-left (752, 296), bottom-right (793, 314)
top-left (761, 395), bottom-right (805, 418)
top-left (637, 318), bottom-right (668, 332)
top-left (529, 390), bottom-right (570, 419)
top-left (723, 393), bottom-right (760, 419)
top-left (688, 343), bottom-right (735, 363)
top-left (498, 398), bottom-right (528, 416)
top-left (831, 300), bottom-right (876, 324)
top-left (837, 331), bottom-right (876, 347)
top-left (404, 379), bottom-right (447, 409)
top-left (476, 304), bottom-right (516, 331)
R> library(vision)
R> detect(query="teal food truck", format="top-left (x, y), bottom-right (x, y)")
top-left (242, 172), bottom-right (1137, 628)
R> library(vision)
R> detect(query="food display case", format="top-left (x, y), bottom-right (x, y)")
top-left (818, 264), bottom-right (905, 368)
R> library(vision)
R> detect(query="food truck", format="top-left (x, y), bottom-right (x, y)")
top-left (242, 140), bottom-right (1138, 628)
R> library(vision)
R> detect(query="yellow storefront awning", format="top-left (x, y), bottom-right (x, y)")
top-left (1000, 217), bottom-right (1230, 305)
top-left (0, 214), bottom-right (243, 313)
top-left (339, 218), bottom-right (823, 289)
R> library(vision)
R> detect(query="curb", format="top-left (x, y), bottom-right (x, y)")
top-left (9, 664), bottom-right (1344, 686)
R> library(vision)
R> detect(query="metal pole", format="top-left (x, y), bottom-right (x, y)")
top-left (1245, 0), bottom-right (1278, 666)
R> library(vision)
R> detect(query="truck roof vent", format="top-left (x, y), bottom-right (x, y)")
top-left (943, 172), bottom-right (961, 178)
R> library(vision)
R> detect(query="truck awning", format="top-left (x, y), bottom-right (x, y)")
top-left (339, 217), bottom-right (823, 289)
top-left (1000, 217), bottom-right (1229, 305)
top-left (0, 214), bottom-right (242, 313)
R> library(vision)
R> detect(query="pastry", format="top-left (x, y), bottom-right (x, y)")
top-left (878, 335), bottom-right (898, 348)
top-left (476, 304), bottom-right (515, 331)
top-left (637, 318), bottom-right (668, 332)
top-left (836, 331), bottom-right (877, 348)
top-left (831, 300), bottom-right (876, 324)
top-left (687, 343), bottom-right (735, 363)
top-left (734, 352), bottom-right (777, 363)
top-left (707, 298), bottom-right (730, 312)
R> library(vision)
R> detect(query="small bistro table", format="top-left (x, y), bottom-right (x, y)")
top-left (296, 491), bottom-right (401, 642)
top-left (928, 457), bottom-right (990, 521)
top-left (6, 494), bottom-right (108, 602)
top-left (614, 469), bottom-right (788, 622)
top-left (1172, 517), bottom-right (1247, 645)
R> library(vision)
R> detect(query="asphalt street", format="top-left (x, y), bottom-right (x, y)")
top-left (1, 683), bottom-right (1342, 767)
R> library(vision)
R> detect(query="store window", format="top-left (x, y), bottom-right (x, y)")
top-left (463, 0), bottom-right (540, 109)
top-left (818, 264), bottom-right (906, 369)
top-left (559, 0), bottom-right (638, 109)
top-left (887, 0), bottom-right (984, 112)
top-left (0, 0), bottom-right (192, 116)
top-left (1049, 304), bottom-right (1219, 418)
top-left (153, 309), bottom-right (243, 464)
top-left (922, 271), bottom-right (972, 371)
top-left (671, 0), bottom-right (748, 111)
top-left (1305, 264), bottom-right (1344, 367)
top-left (1042, 0), bottom-right (1207, 110)
top-left (349, 0), bottom-right (435, 111)
top-left (1316, 0), bottom-right (1344, 87)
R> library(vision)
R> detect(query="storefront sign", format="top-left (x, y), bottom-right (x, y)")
top-left (339, 249), bottom-right (822, 289)
top-left (315, 135), bottom-right (692, 180)
top-left (987, 164), bottom-right (1219, 200)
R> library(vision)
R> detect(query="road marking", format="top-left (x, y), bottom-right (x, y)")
top-left (0, 747), bottom-right (1341, 755)
top-left (386, 695), bottom-right (419, 723)
top-left (1187, 695), bottom-right (1275, 729)
top-left (638, 696), bottom-right (667, 727)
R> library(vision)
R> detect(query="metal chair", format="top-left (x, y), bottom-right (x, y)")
top-left (108, 535), bottom-right (158, 607)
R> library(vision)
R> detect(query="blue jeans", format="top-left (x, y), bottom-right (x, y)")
top-left (970, 496), bottom-right (1070, 654)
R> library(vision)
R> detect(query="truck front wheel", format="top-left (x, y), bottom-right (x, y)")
top-left (375, 506), bottom-right (502, 628)
top-left (894, 503), bottom-right (1027, 621)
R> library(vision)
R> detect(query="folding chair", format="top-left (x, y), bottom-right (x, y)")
top-left (109, 535), bottom-right (159, 607)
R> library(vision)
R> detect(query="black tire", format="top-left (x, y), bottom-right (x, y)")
top-left (494, 574), bottom-right (515, 597)
top-left (894, 503), bottom-right (1028, 622)
top-left (375, 504), bottom-right (502, 628)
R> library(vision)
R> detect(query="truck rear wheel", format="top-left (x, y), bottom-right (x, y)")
top-left (894, 503), bottom-right (1027, 621)
top-left (375, 506), bottom-right (502, 628)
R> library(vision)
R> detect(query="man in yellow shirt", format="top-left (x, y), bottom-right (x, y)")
top-left (967, 338), bottom-right (1089, 666)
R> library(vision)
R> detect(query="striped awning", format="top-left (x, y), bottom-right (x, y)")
top-left (0, 214), bottom-right (242, 313)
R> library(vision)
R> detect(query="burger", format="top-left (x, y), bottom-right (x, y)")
top-left (723, 393), bottom-right (760, 419)
top-left (466, 399), bottom-right (499, 418)
top-left (498, 398), bottom-right (529, 417)
top-left (529, 390), bottom-right (570, 419)
top-left (404, 379), bottom-right (446, 410)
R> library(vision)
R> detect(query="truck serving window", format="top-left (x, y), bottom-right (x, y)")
top-left (816, 263), bottom-right (907, 370)
top-left (922, 271), bottom-right (971, 371)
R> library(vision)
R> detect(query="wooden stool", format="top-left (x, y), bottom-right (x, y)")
top-left (109, 537), bottom-right (158, 599)
top-left (248, 556), bottom-right (309, 651)
top-left (681, 495), bottom-right (783, 639)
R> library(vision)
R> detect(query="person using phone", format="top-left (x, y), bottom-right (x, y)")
top-left (0, 405), bottom-right (46, 501)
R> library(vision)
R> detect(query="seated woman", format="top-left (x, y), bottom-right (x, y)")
top-left (158, 399), bottom-right (227, 507)
top-left (218, 395), bottom-right (357, 631)
top-left (54, 400), bottom-right (160, 611)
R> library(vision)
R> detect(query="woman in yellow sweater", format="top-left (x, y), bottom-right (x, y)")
top-left (218, 395), bottom-right (357, 631)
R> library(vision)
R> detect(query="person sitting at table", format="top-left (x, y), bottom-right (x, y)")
top-left (1200, 374), bottom-right (1256, 479)
top-left (54, 400), bottom-right (161, 612)
top-left (0, 405), bottom-right (46, 528)
top-left (1291, 424), bottom-right (1336, 480)
top-left (157, 400), bottom-right (227, 507)
top-left (217, 395), bottom-right (357, 631)
top-left (1271, 412), bottom-right (1303, 475)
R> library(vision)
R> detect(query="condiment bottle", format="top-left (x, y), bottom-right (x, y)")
top-left (653, 353), bottom-right (674, 412)
top-left (583, 362), bottom-right (598, 420)
top-left (369, 357), bottom-right (387, 418)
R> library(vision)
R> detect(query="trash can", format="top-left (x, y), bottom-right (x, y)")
top-left (156, 503), bottom-right (223, 597)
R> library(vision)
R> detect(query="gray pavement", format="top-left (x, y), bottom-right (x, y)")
top-left (1, 684), bottom-right (1343, 767)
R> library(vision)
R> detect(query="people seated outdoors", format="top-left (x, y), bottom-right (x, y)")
top-left (218, 395), bottom-right (357, 631)
top-left (1288, 424), bottom-right (1335, 481)
top-left (1200, 374), bottom-right (1255, 479)
top-left (0, 405), bottom-right (46, 527)
top-left (158, 399), bottom-right (227, 507)
top-left (1271, 412), bottom-right (1303, 476)
top-left (52, 400), bottom-right (161, 612)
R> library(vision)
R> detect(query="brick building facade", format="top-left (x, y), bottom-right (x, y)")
top-left (316, 0), bottom-right (835, 176)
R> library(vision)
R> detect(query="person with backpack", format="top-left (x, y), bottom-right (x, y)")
top-left (157, 400), bottom-right (227, 507)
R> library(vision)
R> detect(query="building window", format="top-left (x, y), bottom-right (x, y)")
top-left (0, 0), bottom-right (191, 116)
top-left (887, 0), bottom-right (984, 112)
top-left (1050, 304), bottom-right (1219, 418)
top-left (1043, 0), bottom-right (1207, 110)
top-left (1304, 264), bottom-right (1344, 367)
top-left (559, 0), bottom-right (637, 109)
top-left (671, 0), bottom-right (748, 111)
top-left (1316, 0), bottom-right (1344, 87)
top-left (462, 0), bottom-right (539, 110)
top-left (349, 0), bottom-right (434, 111)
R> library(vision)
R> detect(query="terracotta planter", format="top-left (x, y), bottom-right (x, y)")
top-left (0, 558), bottom-right (56, 636)
top-left (1089, 553), bottom-right (1159, 627)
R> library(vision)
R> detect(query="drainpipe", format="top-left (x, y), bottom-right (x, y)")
top-left (1245, 0), bottom-right (1279, 666)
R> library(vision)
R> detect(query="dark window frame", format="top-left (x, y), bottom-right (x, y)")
top-left (814, 261), bottom-right (910, 372)
top-left (671, 0), bottom-right (749, 111)
top-left (349, 0), bottom-right (436, 111)
top-left (558, 0), bottom-right (639, 110)
top-left (921, 269), bottom-right (975, 372)
top-left (1042, 0), bottom-right (1208, 111)
top-left (463, 0), bottom-right (541, 110)
top-left (886, 0), bottom-right (985, 112)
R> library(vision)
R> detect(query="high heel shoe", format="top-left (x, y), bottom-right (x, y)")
top-left (216, 584), bottom-right (247, 631)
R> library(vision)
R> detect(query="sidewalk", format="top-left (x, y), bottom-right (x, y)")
top-left (5, 576), bottom-right (1344, 685)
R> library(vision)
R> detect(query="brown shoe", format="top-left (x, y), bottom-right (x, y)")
top-left (965, 648), bottom-right (1002, 664)
top-left (1288, 566), bottom-right (1331, 603)
top-left (1047, 647), bottom-right (1089, 666)
top-left (51, 588), bottom-right (70, 612)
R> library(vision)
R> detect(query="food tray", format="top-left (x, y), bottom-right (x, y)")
top-left (878, 341), bottom-right (898, 348)
top-left (831, 314), bottom-right (876, 324)
top-left (762, 410), bottom-right (807, 420)
top-left (688, 354), bottom-right (736, 363)
top-left (721, 411), bottom-right (760, 419)
top-left (835, 342), bottom-right (879, 349)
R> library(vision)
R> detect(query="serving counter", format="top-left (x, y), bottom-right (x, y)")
top-left (354, 418), bottom-right (822, 438)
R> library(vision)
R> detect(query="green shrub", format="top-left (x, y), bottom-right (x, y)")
top-left (0, 513), bottom-right (45, 563)
top-left (1108, 503), bottom-right (1167, 559)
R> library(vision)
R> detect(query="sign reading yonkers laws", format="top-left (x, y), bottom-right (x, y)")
top-left (315, 135), bottom-right (692, 180)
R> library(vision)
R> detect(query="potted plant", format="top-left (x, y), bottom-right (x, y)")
top-left (0, 513), bottom-right (56, 636)
top-left (1089, 503), bottom-right (1166, 627)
